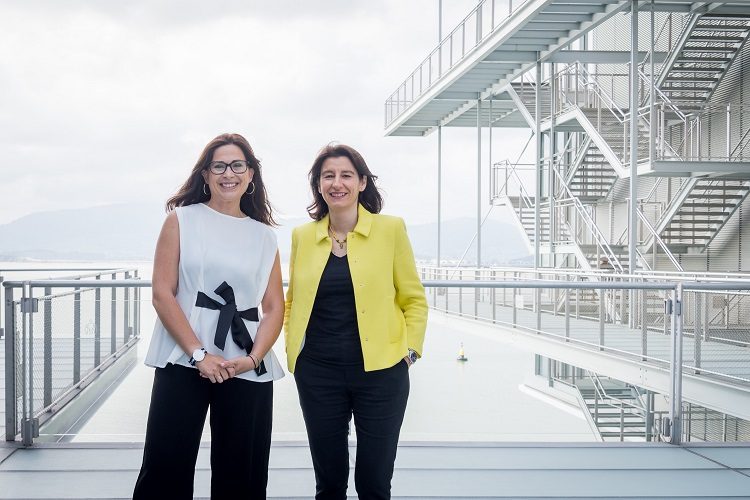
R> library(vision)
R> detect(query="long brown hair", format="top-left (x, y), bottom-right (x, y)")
top-left (166, 133), bottom-right (276, 226)
top-left (307, 143), bottom-right (383, 221)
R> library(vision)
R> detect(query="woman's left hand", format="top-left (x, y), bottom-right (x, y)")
top-left (220, 356), bottom-right (255, 376)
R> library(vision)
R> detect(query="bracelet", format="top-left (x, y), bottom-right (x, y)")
top-left (247, 353), bottom-right (259, 369)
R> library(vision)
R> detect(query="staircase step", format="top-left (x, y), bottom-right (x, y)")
top-left (686, 35), bottom-right (745, 42)
top-left (661, 85), bottom-right (713, 92)
top-left (681, 47), bottom-right (741, 54)
top-left (700, 13), bottom-right (750, 19)
top-left (678, 202), bottom-right (741, 208)
top-left (663, 76), bottom-right (719, 82)
top-left (669, 66), bottom-right (727, 73)
top-left (674, 56), bottom-right (731, 63)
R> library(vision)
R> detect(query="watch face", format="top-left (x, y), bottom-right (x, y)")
top-left (193, 349), bottom-right (206, 362)
top-left (408, 350), bottom-right (418, 363)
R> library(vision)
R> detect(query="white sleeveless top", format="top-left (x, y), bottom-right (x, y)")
top-left (144, 203), bottom-right (285, 382)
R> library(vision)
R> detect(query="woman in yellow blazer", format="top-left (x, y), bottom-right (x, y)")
top-left (285, 143), bottom-right (427, 499)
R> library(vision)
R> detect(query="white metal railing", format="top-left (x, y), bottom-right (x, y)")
top-left (384, 0), bottom-right (531, 127)
top-left (490, 160), bottom-right (536, 242)
top-left (418, 271), bottom-right (750, 443)
top-left (681, 105), bottom-right (750, 162)
top-left (4, 272), bottom-right (142, 445)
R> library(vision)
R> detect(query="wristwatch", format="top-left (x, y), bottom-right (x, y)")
top-left (189, 347), bottom-right (207, 366)
top-left (407, 349), bottom-right (419, 365)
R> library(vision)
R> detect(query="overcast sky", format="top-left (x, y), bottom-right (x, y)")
top-left (1, 0), bottom-right (531, 227)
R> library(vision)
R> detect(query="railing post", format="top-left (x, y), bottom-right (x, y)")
top-left (565, 288), bottom-right (570, 341)
top-left (43, 286), bottom-right (52, 408)
top-left (5, 285), bottom-right (17, 440)
top-left (645, 390), bottom-right (653, 442)
top-left (73, 283), bottom-right (81, 384)
top-left (461, 23), bottom-right (465, 57)
top-left (444, 269), bottom-right (449, 312)
top-left (111, 273), bottom-right (117, 355)
top-left (21, 282), bottom-right (37, 446)
top-left (512, 272), bottom-right (518, 327)
top-left (124, 271), bottom-right (131, 343)
top-left (599, 287), bottom-right (605, 350)
top-left (474, 269), bottom-right (479, 319)
top-left (727, 103), bottom-right (731, 159)
top-left (694, 292), bottom-right (701, 374)
top-left (641, 288), bottom-right (648, 361)
top-left (475, 3), bottom-right (482, 45)
top-left (95, 275), bottom-right (101, 366)
top-left (703, 294), bottom-right (710, 342)
top-left (459, 282), bottom-right (463, 317)
top-left (491, 270), bottom-right (497, 323)
top-left (669, 283), bottom-right (684, 444)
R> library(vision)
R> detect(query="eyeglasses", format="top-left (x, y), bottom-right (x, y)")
top-left (207, 160), bottom-right (251, 175)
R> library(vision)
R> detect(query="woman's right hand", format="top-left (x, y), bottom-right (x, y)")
top-left (196, 353), bottom-right (233, 383)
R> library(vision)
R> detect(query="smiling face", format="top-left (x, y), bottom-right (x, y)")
top-left (202, 144), bottom-right (254, 205)
top-left (318, 156), bottom-right (366, 213)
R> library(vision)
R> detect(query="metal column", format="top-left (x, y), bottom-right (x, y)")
top-left (5, 286), bottom-right (16, 440)
top-left (549, 63), bottom-right (557, 257)
top-left (437, 126), bottom-right (442, 267)
top-left (437, 0), bottom-right (443, 268)
top-left (629, 0), bottom-right (640, 323)
top-left (535, 57), bottom-right (542, 269)
top-left (649, 0), bottom-right (656, 162)
top-left (669, 283), bottom-right (684, 444)
top-left (477, 97), bottom-right (482, 267)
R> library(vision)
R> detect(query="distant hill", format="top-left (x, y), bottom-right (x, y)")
top-left (407, 218), bottom-right (530, 266)
top-left (0, 204), bottom-right (530, 265)
top-left (0, 204), bottom-right (165, 261)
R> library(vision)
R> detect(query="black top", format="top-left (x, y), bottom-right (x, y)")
top-left (302, 253), bottom-right (363, 365)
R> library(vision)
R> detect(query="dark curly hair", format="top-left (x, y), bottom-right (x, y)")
top-left (166, 133), bottom-right (276, 226)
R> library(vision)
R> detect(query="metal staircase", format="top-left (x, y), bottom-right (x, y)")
top-left (660, 179), bottom-right (750, 249)
top-left (507, 77), bottom-right (550, 132)
top-left (576, 374), bottom-right (657, 442)
top-left (567, 143), bottom-right (618, 202)
top-left (658, 13), bottom-right (750, 112)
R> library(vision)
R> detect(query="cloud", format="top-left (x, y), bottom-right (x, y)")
top-left (0, 0), bottom-right (526, 229)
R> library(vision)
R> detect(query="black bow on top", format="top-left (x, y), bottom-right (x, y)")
top-left (195, 281), bottom-right (266, 376)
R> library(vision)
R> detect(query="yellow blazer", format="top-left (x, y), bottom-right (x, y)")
top-left (284, 204), bottom-right (427, 372)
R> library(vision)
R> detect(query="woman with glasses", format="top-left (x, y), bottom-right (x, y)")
top-left (284, 143), bottom-right (428, 499)
top-left (133, 133), bottom-right (285, 500)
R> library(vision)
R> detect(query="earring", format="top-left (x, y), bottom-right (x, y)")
top-left (203, 183), bottom-right (209, 196)
top-left (246, 182), bottom-right (256, 195)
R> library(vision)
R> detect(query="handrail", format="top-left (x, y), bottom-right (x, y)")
top-left (565, 136), bottom-right (593, 185)
top-left (570, 63), bottom-right (626, 121)
top-left (730, 125), bottom-right (750, 158)
top-left (384, 0), bottom-right (531, 127)
top-left (639, 12), bottom-right (676, 69)
top-left (551, 162), bottom-right (625, 273)
top-left (638, 68), bottom-right (686, 122)
top-left (417, 264), bottom-right (750, 282)
top-left (636, 208), bottom-right (684, 271)
top-left (498, 159), bottom-right (535, 211)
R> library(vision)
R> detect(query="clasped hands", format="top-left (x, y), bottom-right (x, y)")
top-left (196, 352), bottom-right (257, 383)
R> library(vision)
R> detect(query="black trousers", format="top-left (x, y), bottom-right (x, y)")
top-left (294, 355), bottom-right (410, 500)
top-left (133, 364), bottom-right (273, 500)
